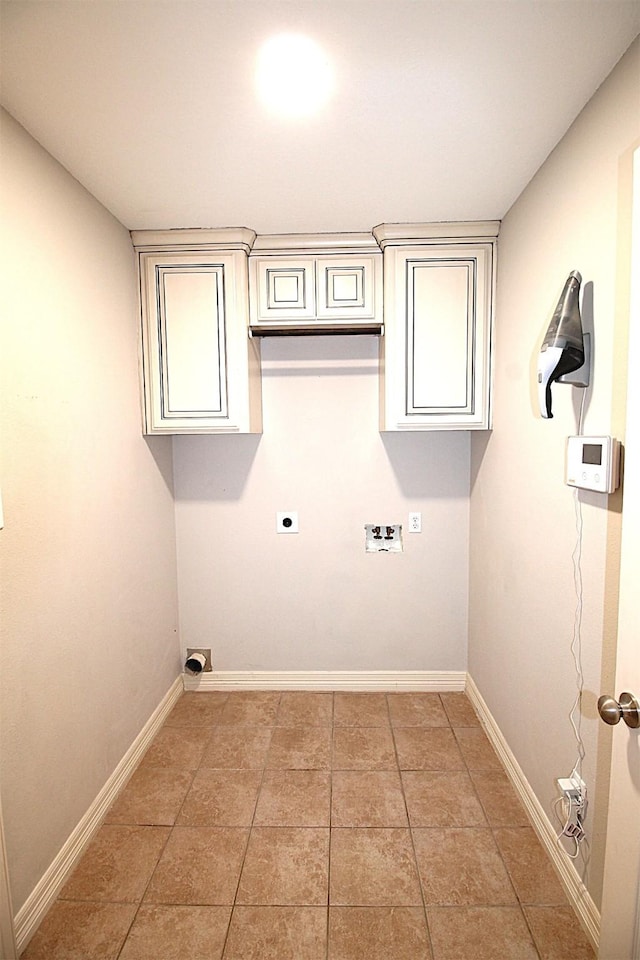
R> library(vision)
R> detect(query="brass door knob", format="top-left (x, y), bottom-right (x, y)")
top-left (597, 692), bottom-right (640, 729)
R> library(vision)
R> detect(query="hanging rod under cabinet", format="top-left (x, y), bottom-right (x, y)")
top-left (248, 323), bottom-right (383, 337)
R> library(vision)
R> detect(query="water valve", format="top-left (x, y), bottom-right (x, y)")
top-left (365, 524), bottom-right (402, 552)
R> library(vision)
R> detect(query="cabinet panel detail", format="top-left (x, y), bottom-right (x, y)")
top-left (328, 268), bottom-right (362, 306)
top-left (316, 256), bottom-right (378, 320)
top-left (157, 266), bottom-right (227, 418)
top-left (252, 258), bottom-right (316, 322)
top-left (266, 265), bottom-right (313, 315)
top-left (407, 259), bottom-right (474, 414)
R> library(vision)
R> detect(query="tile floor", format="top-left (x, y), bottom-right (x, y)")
top-left (22, 691), bottom-right (597, 959)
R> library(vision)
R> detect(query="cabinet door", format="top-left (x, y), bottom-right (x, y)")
top-left (381, 244), bottom-right (493, 430)
top-left (249, 253), bottom-right (382, 328)
top-left (139, 252), bottom-right (261, 434)
top-left (316, 255), bottom-right (381, 321)
top-left (250, 257), bottom-right (316, 322)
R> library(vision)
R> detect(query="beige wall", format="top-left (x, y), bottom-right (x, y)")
top-left (0, 110), bottom-right (180, 912)
top-left (174, 336), bottom-right (470, 673)
top-left (468, 38), bottom-right (640, 907)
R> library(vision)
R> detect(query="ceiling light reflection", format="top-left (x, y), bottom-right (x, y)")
top-left (256, 33), bottom-right (334, 118)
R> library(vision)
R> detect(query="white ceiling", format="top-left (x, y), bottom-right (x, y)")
top-left (1, 1), bottom-right (639, 234)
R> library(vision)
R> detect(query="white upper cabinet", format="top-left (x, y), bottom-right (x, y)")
top-left (249, 233), bottom-right (383, 333)
top-left (132, 223), bottom-right (497, 435)
top-left (374, 222), bottom-right (499, 431)
top-left (133, 229), bottom-right (262, 435)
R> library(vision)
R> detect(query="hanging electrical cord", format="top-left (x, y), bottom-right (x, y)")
top-left (569, 389), bottom-right (588, 783)
top-left (569, 483), bottom-right (586, 782)
top-left (555, 387), bottom-right (589, 856)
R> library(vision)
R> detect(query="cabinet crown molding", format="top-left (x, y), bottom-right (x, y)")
top-left (130, 222), bottom-right (501, 255)
top-left (251, 232), bottom-right (381, 256)
top-left (131, 227), bottom-right (257, 253)
top-left (373, 221), bottom-right (500, 248)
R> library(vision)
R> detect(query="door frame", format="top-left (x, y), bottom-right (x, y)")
top-left (597, 143), bottom-right (640, 959)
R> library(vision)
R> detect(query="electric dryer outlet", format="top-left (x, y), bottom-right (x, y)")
top-left (276, 511), bottom-right (299, 533)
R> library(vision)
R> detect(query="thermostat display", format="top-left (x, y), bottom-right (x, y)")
top-left (581, 443), bottom-right (602, 466)
top-left (566, 436), bottom-right (620, 493)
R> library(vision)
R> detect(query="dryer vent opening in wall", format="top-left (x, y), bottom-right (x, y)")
top-left (185, 649), bottom-right (212, 674)
top-left (365, 524), bottom-right (403, 552)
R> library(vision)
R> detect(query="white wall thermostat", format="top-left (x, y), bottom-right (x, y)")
top-left (566, 435), bottom-right (621, 493)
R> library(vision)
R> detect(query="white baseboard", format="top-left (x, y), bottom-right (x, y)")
top-left (183, 670), bottom-right (467, 692)
top-left (465, 674), bottom-right (600, 952)
top-left (14, 676), bottom-right (183, 953)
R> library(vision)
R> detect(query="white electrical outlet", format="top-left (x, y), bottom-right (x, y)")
top-left (557, 773), bottom-right (587, 802)
top-left (571, 772), bottom-right (587, 797)
top-left (408, 512), bottom-right (422, 533)
top-left (556, 774), bottom-right (587, 843)
top-left (557, 778), bottom-right (581, 800)
top-left (276, 511), bottom-right (299, 533)
top-left (557, 773), bottom-right (587, 830)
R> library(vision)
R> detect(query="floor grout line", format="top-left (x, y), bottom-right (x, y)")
top-left (388, 691), bottom-right (439, 960)
top-left (219, 692), bottom-right (281, 958)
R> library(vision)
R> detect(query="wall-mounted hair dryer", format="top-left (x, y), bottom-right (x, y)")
top-left (537, 271), bottom-right (586, 418)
